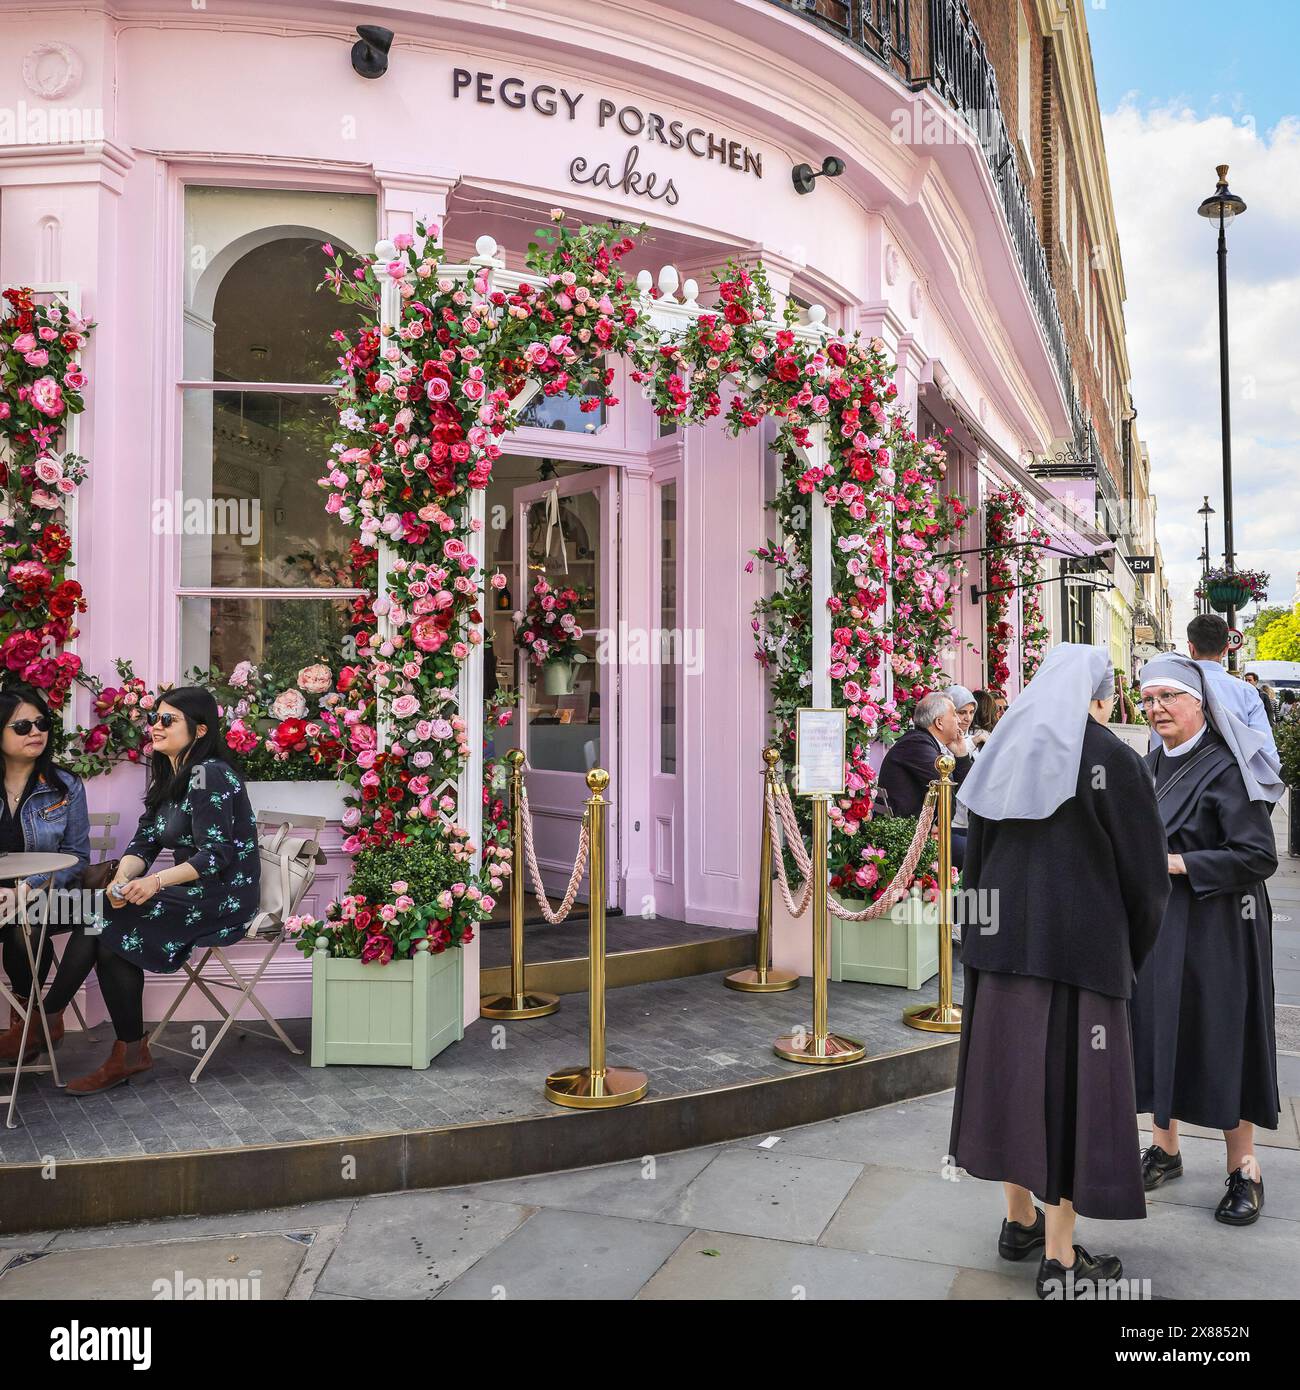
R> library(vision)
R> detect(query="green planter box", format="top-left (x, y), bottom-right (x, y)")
top-left (830, 887), bottom-right (939, 990)
top-left (310, 942), bottom-right (464, 1068)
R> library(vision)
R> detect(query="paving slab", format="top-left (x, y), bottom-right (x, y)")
top-left (0, 1231), bottom-right (305, 1300)
top-left (444, 1147), bottom-right (722, 1221)
top-left (636, 1227), bottom-right (958, 1300)
top-left (653, 1146), bottom-right (864, 1243)
top-left (44, 1200), bottom-right (360, 1250)
top-left (436, 1208), bottom-right (690, 1300)
top-left (315, 1190), bottom-right (533, 1300)
top-left (726, 1091), bottom-right (954, 1172)
top-left (819, 1163), bottom-right (1030, 1275)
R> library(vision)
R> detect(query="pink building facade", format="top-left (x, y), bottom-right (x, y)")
top-left (0, 0), bottom-right (1104, 1024)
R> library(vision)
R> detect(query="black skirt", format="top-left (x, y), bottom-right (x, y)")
top-left (949, 966), bottom-right (1146, 1221)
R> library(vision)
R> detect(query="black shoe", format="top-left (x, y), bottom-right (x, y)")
top-left (1036, 1245), bottom-right (1124, 1300)
top-left (1141, 1143), bottom-right (1183, 1192)
top-left (998, 1207), bottom-right (1045, 1261)
top-left (1215, 1168), bottom-right (1264, 1226)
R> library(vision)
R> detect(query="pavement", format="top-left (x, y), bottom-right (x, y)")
top-left (2, 808), bottom-right (1297, 1301)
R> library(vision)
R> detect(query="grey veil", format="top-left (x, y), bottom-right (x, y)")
top-left (1138, 653), bottom-right (1283, 803)
top-left (955, 644), bottom-right (1114, 822)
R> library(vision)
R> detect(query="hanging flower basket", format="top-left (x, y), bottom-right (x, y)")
top-left (1196, 567), bottom-right (1268, 612)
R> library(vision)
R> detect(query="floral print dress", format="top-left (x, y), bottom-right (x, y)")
top-left (94, 760), bottom-right (261, 973)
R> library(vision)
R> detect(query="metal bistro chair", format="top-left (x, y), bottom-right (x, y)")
top-left (149, 810), bottom-right (325, 1083)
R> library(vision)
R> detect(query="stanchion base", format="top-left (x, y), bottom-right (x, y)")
top-left (902, 1002), bottom-right (963, 1034)
top-left (545, 1064), bottom-right (648, 1108)
top-left (724, 967), bottom-right (799, 993)
top-left (773, 1031), bottom-right (866, 1065)
top-left (479, 991), bottom-right (561, 1020)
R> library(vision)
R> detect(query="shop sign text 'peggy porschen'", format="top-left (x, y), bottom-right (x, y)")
top-left (453, 68), bottom-right (764, 208)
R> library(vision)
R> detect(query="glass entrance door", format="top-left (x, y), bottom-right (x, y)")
top-left (512, 468), bottom-right (617, 906)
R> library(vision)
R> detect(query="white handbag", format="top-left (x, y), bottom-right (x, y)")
top-left (249, 816), bottom-right (327, 937)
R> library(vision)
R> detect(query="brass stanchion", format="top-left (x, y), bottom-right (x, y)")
top-left (903, 752), bottom-right (963, 1033)
top-left (726, 748), bottom-right (798, 993)
top-left (774, 792), bottom-right (865, 1064)
top-left (481, 749), bottom-right (560, 1020)
top-left (545, 769), bottom-right (648, 1107)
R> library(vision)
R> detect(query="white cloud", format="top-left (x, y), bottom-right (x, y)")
top-left (1100, 104), bottom-right (1300, 637)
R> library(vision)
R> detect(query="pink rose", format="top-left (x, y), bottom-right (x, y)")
top-left (297, 663), bottom-right (333, 695)
top-left (29, 377), bottom-right (65, 417)
top-left (391, 694), bottom-right (420, 719)
top-left (270, 688), bottom-right (309, 720)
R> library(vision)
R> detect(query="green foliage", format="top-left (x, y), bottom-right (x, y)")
top-left (349, 838), bottom-right (460, 910)
top-left (1258, 610), bottom-right (1300, 662)
top-left (1276, 710), bottom-right (1300, 790)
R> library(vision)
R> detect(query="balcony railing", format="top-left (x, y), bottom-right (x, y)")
top-left (769, 0), bottom-right (1086, 458)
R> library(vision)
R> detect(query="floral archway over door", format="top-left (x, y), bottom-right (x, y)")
top-left (312, 216), bottom-right (966, 938)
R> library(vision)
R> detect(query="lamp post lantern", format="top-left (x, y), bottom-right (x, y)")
top-left (1197, 164), bottom-right (1247, 668)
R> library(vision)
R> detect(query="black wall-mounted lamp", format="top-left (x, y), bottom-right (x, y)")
top-left (792, 155), bottom-right (845, 195)
top-left (351, 25), bottom-right (394, 79)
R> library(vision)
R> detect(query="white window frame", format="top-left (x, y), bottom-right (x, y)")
top-left (175, 187), bottom-right (377, 684)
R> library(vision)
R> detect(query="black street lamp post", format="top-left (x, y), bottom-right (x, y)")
top-left (1197, 495), bottom-right (1215, 616)
top-left (1197, 164), bottom-right (1247, 669)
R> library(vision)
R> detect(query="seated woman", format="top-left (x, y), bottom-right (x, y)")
top-left (41, 686), bottom-right (260, 1094)
top-left (0, 684), bottom-right (91, 1062)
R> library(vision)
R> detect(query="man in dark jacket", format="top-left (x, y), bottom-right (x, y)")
top-left (878, 691), bottom-right (973, 819)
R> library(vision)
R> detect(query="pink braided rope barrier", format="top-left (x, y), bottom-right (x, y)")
top-left (767, 781), bottom-right (939, 922)
top-left (519, 784), bottom-right (591, 925)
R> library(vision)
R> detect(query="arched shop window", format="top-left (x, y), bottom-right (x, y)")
top-left (177, 185), bottom-right (377, 688)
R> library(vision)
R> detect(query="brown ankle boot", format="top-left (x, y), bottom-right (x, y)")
top-left (65, 1041), bottom-right (131, 1095)
top-left (0, 1012), bottom-right (36, 1063)
top-left (0, 1008), bottom-right (65, 1063)
top-left (123, 1037), bottom-right (152, 1077)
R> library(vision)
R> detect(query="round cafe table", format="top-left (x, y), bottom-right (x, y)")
top-left (0, 851), bottom-right (80, 1128)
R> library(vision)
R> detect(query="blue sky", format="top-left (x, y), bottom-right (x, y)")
top-left (1089, 1), bottom-right (1299, 137)
top-left (1087, 1), bottom-right (1300, 634)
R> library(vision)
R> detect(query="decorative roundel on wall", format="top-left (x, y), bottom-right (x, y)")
top-left (884, 244), bottom-right (900, 286)
top-left (908, 279), bottom-right (922, 319)
top-left (23, 42), bottom-right (83, 101)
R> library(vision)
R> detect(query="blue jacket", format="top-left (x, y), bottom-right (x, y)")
top-left (13, 772), bottom-right (92, 891)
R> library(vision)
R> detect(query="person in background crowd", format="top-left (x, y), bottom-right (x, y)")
top-left (950, 645), bottom-right (1170, 1299)
top-left (946, 685), bottom-right (979, 754)
top-left (0, 684), bottom-right (91, 1063)
top-left (38, 687), bottom-right (261, 1095)
top-left (1133, 654), bottom-right (1282, 1227)
top-left (945, 685), bottom-right (979, 839)
top-left (878, 692), bottom-right (973, 868)
top-left (1243, 671), bottom-right (1276, 727)
top-left (970, 689), bottom-right (1000, 749)
top-left (993, 690), bottom-right (1009, 720)
top-left (1185, 614), bottom-right (1275, 757)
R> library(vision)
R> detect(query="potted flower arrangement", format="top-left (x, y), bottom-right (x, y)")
top-left (515, 573), bottom-right (589, 695)
top-left (188, 659), bottom-right (357, 818)
top-left (289, 834), bottom-right (500, 1068)
top-left (1196, 566), bottom-right (1269, 613)
top-left (828, 812), bottom-right (945, 989)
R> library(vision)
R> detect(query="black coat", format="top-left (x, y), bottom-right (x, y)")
top-left (878, 727), bottom-right (971, 818)
top-left (958, 718), bottom-right (1171, 999)
top-left (1130, 730), bottom-right (1279, 1130)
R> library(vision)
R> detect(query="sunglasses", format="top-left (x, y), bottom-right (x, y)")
top-left (8, 717), bottom-right (51, 736)
top-left (145, 711), bottom-right (182, 729)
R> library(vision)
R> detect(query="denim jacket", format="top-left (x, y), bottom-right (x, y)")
top-left (14, 772), bottom-right (92, 891)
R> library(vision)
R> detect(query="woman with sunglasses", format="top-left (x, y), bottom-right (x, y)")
top-left (40, 687), bottom-right (260, 1094)
top-left (0, 684), bottom-right (92, 1062)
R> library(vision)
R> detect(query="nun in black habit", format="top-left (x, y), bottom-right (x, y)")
top-left (1133, 654), bottom-right (1282, 1227)
top-left (948, 644), bottom-right (1170, 1299)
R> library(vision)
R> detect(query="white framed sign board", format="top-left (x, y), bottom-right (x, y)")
top-left (794, 707), bottom-right (846, 797)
